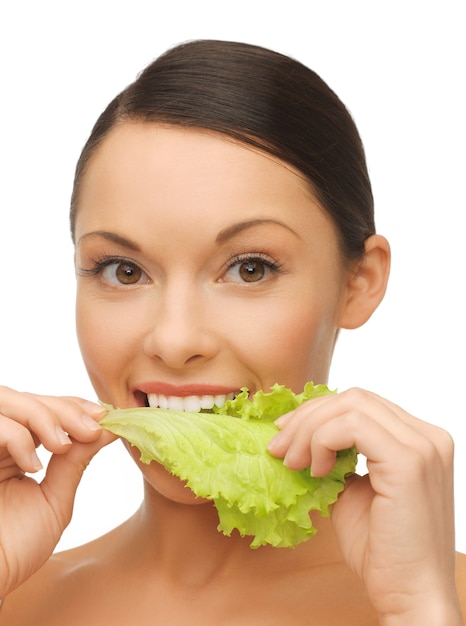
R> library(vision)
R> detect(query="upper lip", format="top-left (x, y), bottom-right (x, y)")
top-left (134, 382), bottom-right (242, 398)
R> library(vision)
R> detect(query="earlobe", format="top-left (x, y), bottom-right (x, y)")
top-left (338, 234), bottom-right (391, 330)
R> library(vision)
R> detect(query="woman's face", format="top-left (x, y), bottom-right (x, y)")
top-left (74, 122), bottom-right (353, 501)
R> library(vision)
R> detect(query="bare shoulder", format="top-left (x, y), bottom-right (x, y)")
top-left (0, 526), bottom-right (126, 626)
top-left (456, 551), bottom-right (466, 615)
top-left (1, 544), bottom-right (99, 625)
top-left (1, 553), bottom-right (70, 624)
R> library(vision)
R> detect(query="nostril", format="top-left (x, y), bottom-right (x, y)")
top-left (184, 354), bottom-right (205, 366)
top-left (142, 311), bottom-right (219, 370)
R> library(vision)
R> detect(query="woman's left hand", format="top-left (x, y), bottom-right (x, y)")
top-left (267, 388), bottom-right (462, 624)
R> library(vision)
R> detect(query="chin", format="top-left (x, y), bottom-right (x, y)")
top-left (124, 440), bottom-right (210, 506)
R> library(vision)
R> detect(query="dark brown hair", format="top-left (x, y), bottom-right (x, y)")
top-left (70, 39), bottom-right (375, 259)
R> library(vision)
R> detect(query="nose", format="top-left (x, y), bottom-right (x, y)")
top-left (142, 283), bottom-right (219, 369)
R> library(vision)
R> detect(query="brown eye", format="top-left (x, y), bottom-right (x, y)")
top-left (223, 254), bottom-right (280, 284)
top-left (115, 262), bottom-right (142, 284)
top-left (238, 260), bottom-right (266, 282)
top-left (102, 261), bottom-right (145, 285)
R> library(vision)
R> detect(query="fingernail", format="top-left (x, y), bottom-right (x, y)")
top-left (266, 431), bottom-right (282, 451)
top-left (31, 450), bottom-right (43, 471)
top-left (56, 425), bottom-right (72, 445)
top-left (274, 411), bottom-right (292, 428)
top-left (83, 402), bottom-right (107, 417)
top-left (82, 414), bottom-right (102, 431)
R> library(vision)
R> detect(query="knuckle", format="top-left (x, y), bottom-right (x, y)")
top-left (343, 408), bottom-right (367, 431)
top-left (402, 430), bottom-right (452, 476)
top-left (394, 440), bottom-right (430, 478)
top-left (341, 387), bottom-right (369, 404)
top-left (435, 425), bottom-right (454, 448)
top-left (431, 425), bottom-right (455, 461)
top-left (1, 420), bottom-right (34, 449)
top-left (418, 421), bottom-right (454, 460)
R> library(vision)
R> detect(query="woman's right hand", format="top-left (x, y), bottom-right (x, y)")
top-left (0, 386), bottom-right (115, 598)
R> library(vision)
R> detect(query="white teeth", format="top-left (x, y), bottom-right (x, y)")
top-left (183, 396), bottom-right (203, 412)
top-left (157, 394), bottom-right (168, 409)
top-left (200, 395), bottom-right (215, 409)
top-left (167, 396), bottom-right (185, 411)
top-left (146, 392), bottom-right (235, 412)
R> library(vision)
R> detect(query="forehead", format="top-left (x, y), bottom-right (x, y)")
top-left (74, 122), bottom-right (334, 244)
top-left (80, 121), bottom-right (312, 194)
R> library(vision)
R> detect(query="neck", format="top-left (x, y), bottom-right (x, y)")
top-left (124, 478), bottom-right (344, 586)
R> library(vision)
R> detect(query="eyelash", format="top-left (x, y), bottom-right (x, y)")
top-left (77, 256), bottom-right (144, 278)
top-left (77, 252), bottom-right (283, 283)
top-left (224, 252), bottom-right (283, 277)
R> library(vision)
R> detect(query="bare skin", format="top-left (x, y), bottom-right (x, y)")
top-left (1, 125), bottom-right (464, 623)
top-left (3, 483), bottom-right (466, 625)
top-left (1, 508), bottom-right (376, 625)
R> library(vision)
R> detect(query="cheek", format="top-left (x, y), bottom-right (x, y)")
top-left (235, 295), bottom-right (340, 389)
top-left (75, 294), bottom-right (138, 400)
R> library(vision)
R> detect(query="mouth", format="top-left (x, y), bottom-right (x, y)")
top-left (145, 392), bottom-right (236, 412)
top-left (133, 384), bottom-right (240, 412)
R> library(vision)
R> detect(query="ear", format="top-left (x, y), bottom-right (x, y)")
top-left (338, 234), bottom-right (391, 330)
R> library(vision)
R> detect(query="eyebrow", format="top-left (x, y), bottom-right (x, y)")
top-left (77, 219), bottom-right (301, 250)
top-left (215, 219), bottom-right (301, 244)
top-left (76, 230), bottom-right (142, 251)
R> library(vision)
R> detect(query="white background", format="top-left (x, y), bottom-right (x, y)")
top-left (0, 1), bottom-right (465, 552)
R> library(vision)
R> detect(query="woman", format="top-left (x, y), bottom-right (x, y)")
top-left (1, 40), bottom-right (464, 624)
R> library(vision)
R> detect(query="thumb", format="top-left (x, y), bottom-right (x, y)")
top-left (40, 431), bottom-right (117, 529)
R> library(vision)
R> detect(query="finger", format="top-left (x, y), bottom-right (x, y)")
top-left (306, 412), bottom-right (405, 476)
top-left (273, 392), bottom-right (333, 430)
top-left (270, 388), bottom-right (431, 459)
top-left (285, 408), bottom-right (443, 487)
top-left (40, 430), bottom-right (117, 529)
top-left (0, 415), bottom-right (43, 473)
top-left (268, 393), bottom-right (341, 458)
top-left (38, 395), bottom-right (106, 423)
top-left (313, 390), bottom-right (454, 473)
top-left (27, 395), bottom-right (107, 441)
top-left (0, 391), bottom-right (106, 453)
top-left (50, 396), bottom-right (105, 417)
top-left (360, 391), bottom-right (454, 461)
top-left (0, 390), bottom-right (75, 453)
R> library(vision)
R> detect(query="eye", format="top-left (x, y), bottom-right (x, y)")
top-left (78, 256), bottom-right (150, 286)
top-left (224, 254), bottom-right (281, 284)
top-left (101, 260), bottom-right (147, 285)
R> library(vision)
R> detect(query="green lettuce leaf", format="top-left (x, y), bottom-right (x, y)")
top-left (100, 382), bottom-right (357, 548)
